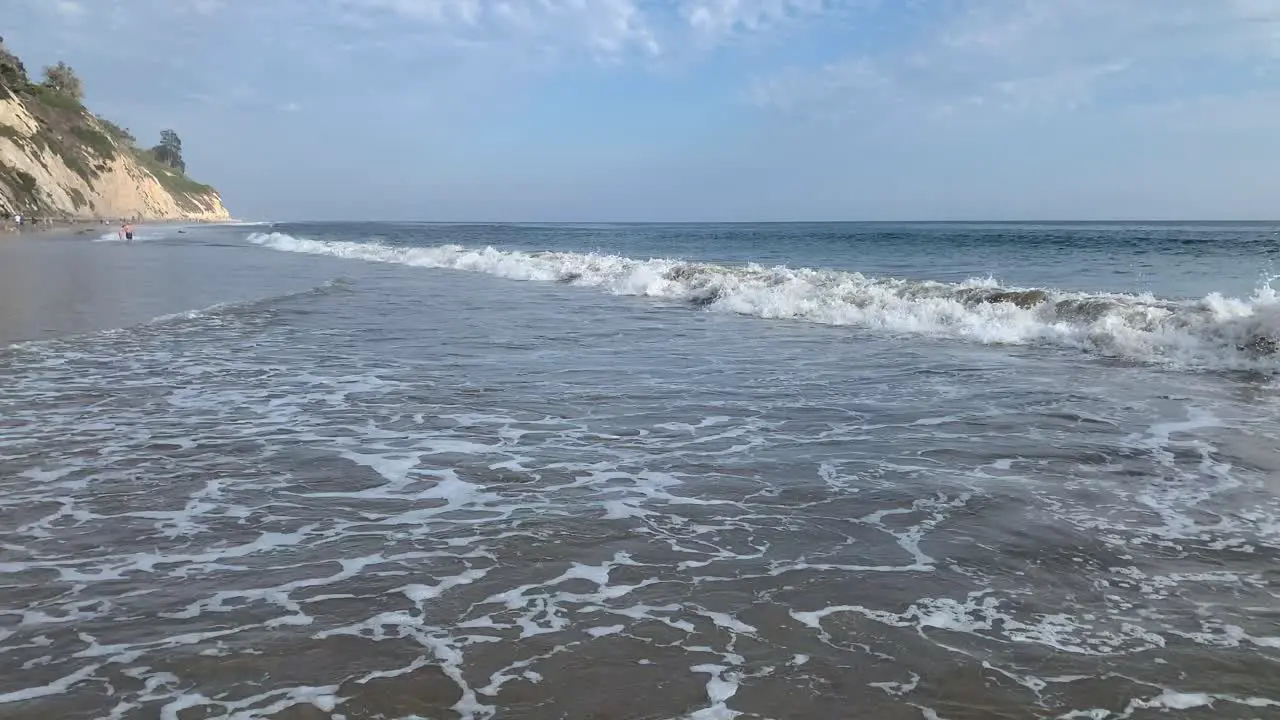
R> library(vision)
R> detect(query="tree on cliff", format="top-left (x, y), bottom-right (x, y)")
top-left (151, 129), bottom-right (186, 173)
top-left (41, 61), bottom-right (83, 101)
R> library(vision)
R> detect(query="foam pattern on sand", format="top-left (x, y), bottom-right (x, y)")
top-left (2, 281), bottom-right (1279, 719)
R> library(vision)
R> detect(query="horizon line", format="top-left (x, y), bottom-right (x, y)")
top-left (228, 218), bottom-right (1280, 226)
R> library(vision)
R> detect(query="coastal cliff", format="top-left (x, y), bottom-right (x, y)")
top-left (0, 43), bottom-right (230, 222)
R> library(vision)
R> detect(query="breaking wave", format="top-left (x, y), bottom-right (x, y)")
top-left (246, 232), bottom-right (1280, 372)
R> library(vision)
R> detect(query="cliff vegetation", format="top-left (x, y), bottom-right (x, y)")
top-left (0, 38), bottom-right (230, 221)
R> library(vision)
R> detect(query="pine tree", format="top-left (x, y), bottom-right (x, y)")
top-left (151, 129), bottom-right (186, 173)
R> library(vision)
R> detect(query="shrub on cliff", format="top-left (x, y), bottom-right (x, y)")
top-left (41, 61), bottom-right (84, 102)
top-left (0, 38), bottom-right (29, 92)
top-left (97, 117), bottom-right (136, 144)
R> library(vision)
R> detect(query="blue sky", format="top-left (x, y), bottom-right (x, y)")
top-left (7, 0), bottom-right (1280, 221)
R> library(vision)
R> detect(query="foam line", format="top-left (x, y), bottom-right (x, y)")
top-left (246, 231), bottom-right (1280, 371)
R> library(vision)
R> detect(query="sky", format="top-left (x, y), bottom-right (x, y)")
top-left (6, 0), bottom-right (1280, 221)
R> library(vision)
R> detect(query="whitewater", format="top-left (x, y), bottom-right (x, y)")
top-left (2, 221), bottom-right (1279, 720)
top-left (247, 229), bottom-right (1280, 372)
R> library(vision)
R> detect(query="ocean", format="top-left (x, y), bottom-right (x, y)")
top-left (1, 221), bottom-right (1279, 719)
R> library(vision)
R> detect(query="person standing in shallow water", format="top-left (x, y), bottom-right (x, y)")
top-left (119, 221), bottom-right (133, 242)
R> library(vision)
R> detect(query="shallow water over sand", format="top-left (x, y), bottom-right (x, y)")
top-left (2, 223), bottom-right (1279, 719)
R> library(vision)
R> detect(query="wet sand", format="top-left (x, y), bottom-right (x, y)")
top-left (3, 220), bottom-right (108, 237)
top-left (0, 227), bottom-right (331, 346)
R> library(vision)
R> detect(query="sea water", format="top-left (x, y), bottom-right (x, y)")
top-left (1, 221), bottom-right (1278, 719)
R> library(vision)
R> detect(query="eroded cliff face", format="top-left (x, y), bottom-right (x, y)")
top-left (0, 95), bottom-right (230, 221)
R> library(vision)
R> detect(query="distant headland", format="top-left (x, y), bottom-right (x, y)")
top-left (0, 37), bottom-right (230, 225)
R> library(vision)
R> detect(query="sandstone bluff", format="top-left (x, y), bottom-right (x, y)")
top-left (0, 40), bottom-right (230, 222)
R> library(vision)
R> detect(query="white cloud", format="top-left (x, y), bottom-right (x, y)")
top-left (189, 0), bottom-right (224, 14)
top-left (679, 0), bottom-right (847, 40)
top-left (989, 60), bottom-right (1131, 112)
top-left (749, 1), bottom-right (1280, 120)
top-left (748, 56), bottom-right (889, 111)
top-left (337, 0), bottom-right (484, 25)
top-left (1128, 89), bottom-right (1280, 135)
top-left (1225, 0), bottom-right (1280, 59)
top-left (330, 0), bottom-right (866, 61)
top-left (53, 0), bottom-right (86, 18)
top-left (331, 0), bottom-right (661, 61)
top-left (11, 0), bottom-right (864, 75)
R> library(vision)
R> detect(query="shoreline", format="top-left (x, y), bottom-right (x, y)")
top-left (4, 217), bottom-right (241, 238)
top-left (3, 219), bottom-right (110, 237)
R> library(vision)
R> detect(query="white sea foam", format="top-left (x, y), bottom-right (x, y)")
top-left (245, 231), bottom-right (1280, 371)
top-left (92, 221), bottom-right (254, 242)
top-left (92, 226), bottom-right (173, 243)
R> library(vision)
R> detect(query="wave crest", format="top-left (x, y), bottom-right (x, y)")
top-left (246, 232), bottom-right (1280, 372)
